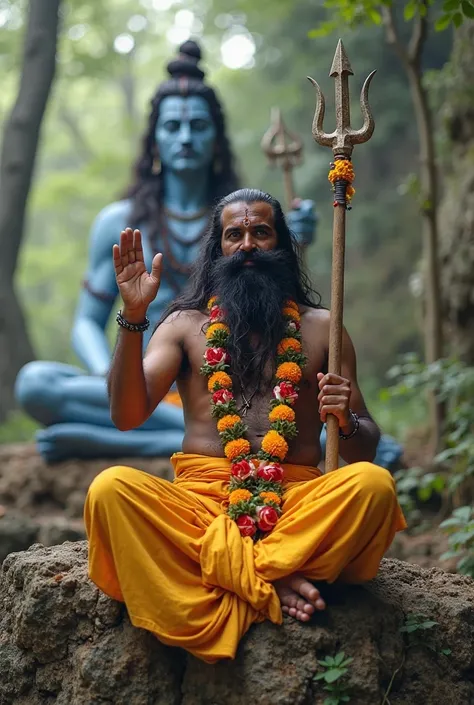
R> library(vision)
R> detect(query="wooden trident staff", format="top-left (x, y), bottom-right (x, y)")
top-left (261, 107), bottom-right (303, 211)
top-left (308, 39), bottom-right (376, 472)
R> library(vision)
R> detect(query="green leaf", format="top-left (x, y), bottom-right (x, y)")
top-left (404, 1), bottom-right (417, 20)
top-left (325, 667), bottom-right (347, 683)
top-left (443, 0), bottom-right (461, 9)
top-left (400, 624), bottom-right (420, 633)
top-left (462, 0), bottom-right (474, 17)
top-left (420, 620), bottom-right (438, 629)
top-left (454, 506), bottom-right (473, 522)
top-left (313, 672), bottom-right (327, 681)
top-left (333, 652), bottom-right (345, 666)
top-left (441, 648), bottom-right (452, 656)
top-left (439, 518), bottom-right (461, 529)
top-left (367, 8), bottom-right (382, 23)
top-left (323, 695), bottom-right (339, 705)
top-left (453, 10), bottom-right (464, 24)
top-left (440, 550), bottom-right (462, 560)
top-left (435, 13), bottom-right (453, 29)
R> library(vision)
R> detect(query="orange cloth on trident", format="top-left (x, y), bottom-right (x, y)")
top-left (84, 453), bottom-right (406, 663)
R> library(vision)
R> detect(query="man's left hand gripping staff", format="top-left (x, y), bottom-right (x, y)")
top-left (317, 371), bottom-right (352, 431)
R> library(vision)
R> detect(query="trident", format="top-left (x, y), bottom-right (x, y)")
top-left (308, 39), bottom-right (376, 472)
top-left (261, 107), bottom-right (303, 211)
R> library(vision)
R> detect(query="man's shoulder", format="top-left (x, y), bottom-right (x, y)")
top-left (159, 308), bottom-right (206, 333)
top-left (301, 305), bottom-right (330, 327)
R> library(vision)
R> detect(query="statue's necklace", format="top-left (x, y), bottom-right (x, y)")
top-left (163, 205), bottom-right (208, 222)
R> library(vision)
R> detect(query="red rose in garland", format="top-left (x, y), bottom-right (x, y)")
top-left (257, 506), bottom-right (279, 532)
top-left (273, 381), bottom-right (298, 405)
top-left (212, 389), bottom-right (234, 405)
top-left (257, 462), bottom-right (284, 483)
top-left (236, 514), bottom-right (257, 537)
top-left (209, 305), bottom-right (224, 322)
top-left (231, 459), bottom-right (255, 481)
top-left (204, 347), bottom-right (229, 367)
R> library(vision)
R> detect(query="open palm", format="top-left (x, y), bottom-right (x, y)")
top-left (113, 228), bottom-right (162, 313)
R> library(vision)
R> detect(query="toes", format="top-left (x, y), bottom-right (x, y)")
top-left (295, 597), bottom-right (314, 615)
top-left (296, 610), bottom-right (310, 622)
top-left (315, 597), bottom-right (326, 610)
top-left (282, 606), bottom-right (289, 614)
top-left (291, 575), bottom-right (324, 607)
top-left (288, 607), bottom-right (297, 617)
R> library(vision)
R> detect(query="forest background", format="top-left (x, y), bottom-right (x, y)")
top-left (0, 0), bottom-right (471, 452)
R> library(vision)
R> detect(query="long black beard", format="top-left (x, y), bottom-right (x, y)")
top-left (210, 249), bottom-right (299, 386)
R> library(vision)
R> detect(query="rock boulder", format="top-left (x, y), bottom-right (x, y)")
top-left (0, 542), bottom-right (473, 705)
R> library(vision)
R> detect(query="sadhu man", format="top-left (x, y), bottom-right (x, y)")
top-left (85, 188), bottom-right (406, 663)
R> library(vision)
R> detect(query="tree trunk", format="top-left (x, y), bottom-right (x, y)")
top-left (382, 3), bottom-right (444, 452)
top-left (405, 62), bottom-right (444, 451)
top-left (0, 0), bottom-right (62, 422)
top-left (439, 22), bottom-right (474, 364)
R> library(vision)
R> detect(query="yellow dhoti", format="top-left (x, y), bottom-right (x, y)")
top-left (84, 453), bottom-right (406, 663)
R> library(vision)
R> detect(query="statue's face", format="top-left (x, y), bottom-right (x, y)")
top-left (155, 95), bottom-right (217, 172)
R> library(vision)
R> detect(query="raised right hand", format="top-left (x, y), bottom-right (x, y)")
top-left (113, 228), bottom-right (162, 318)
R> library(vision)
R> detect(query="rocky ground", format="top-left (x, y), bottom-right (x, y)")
top-left (0, 444), bottom-right (173, 562)
top-left (0, 442), bottom-right (472, 704)
top-left (1, 542), bottom-right (473, 705)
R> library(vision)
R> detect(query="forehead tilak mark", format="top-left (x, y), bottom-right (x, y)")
top-left (243, 207), bottom-right (251, 227)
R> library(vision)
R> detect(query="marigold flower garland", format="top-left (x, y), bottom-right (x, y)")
top-left (328, 158), bottom-right (355, 209)
top-left (200, 297), bottom-right (306, 540)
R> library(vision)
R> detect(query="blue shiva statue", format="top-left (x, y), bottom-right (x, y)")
top-left (15, 41), bottom-right (316, 463)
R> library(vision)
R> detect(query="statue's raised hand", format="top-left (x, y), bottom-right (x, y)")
top-left (113, 228), bottom-right (162, 318)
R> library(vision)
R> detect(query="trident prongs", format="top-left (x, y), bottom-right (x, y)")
top-left (261, 107), bottom-right (303, 170)
top-left (307, 38), bottom-right (376, 158)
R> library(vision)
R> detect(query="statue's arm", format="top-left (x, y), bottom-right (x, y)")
top-left (71, 204), bottom-right (125, 376)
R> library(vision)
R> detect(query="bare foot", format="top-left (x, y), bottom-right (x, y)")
top-left (274, 573), bottom-right (326, 622)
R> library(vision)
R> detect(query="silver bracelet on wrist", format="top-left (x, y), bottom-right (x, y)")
top-left (116, 310), bottom-right (150, 332)
top-left (339, 409), bottom-right (360, 440)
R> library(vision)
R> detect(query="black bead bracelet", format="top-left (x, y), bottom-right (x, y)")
top-left (339, 409), bottom-right (360, 440)
top-left (116, 310), bottom-right (150, 333)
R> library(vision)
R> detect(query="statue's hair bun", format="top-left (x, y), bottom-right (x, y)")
top-left (166, 40), bottom-right (205, 81)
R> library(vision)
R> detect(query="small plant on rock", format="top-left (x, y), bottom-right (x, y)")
top-left (313, 651), bottom-right (353, 705)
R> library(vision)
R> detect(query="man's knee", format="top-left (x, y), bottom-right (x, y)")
top-left (87, 466), bottom-right (142, 506)
top-left (344, 462), bottom-right (397, 502)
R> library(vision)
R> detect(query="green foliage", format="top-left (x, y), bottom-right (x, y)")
top-left (440, 506), bottom-right (474, 577)
top-left (310, 0), bottom-right (474, 34)
top-left (388, 355), bottom-right (474, 490)
top-left (400, 612), bottom-right (438, 637)
top-left (313, 652), bottom-right (354, 704)
top-left (399, 612), bottom-right (451, 654)
top-left (387, 354), bottom-right (474, 573)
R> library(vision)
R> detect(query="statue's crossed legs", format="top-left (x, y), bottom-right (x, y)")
top-left (15, 361), bottom-right (185, 462)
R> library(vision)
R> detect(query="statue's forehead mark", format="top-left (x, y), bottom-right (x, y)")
top-left (242, 207), bottom-right (251, 227)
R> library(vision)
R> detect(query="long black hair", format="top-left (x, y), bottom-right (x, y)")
top-left (124, 40), bottom-right (239, 230)
top-left (162, 188), bottom-right (321, 319)
top-left (160, 189), bottom-right (321, 382)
